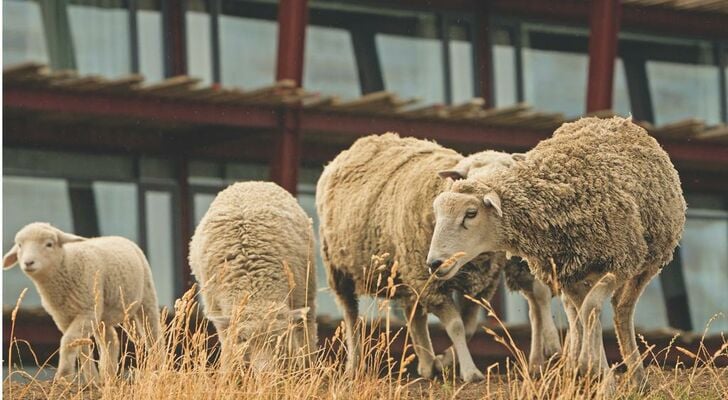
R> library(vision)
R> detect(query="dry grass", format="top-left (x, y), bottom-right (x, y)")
top-left (3, 258), bottom-right (727, 400)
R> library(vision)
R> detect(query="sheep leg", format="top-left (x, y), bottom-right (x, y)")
top-left (56, 317), bottom-right (95, 381)
top-left (330, 269), bottom-right (360, 374)
top-left (405, 304), bottom-right (441, 379)
top-left (612, 270), bottom-right (653, 389)
top-left (523, 279), bottom-right (561, 372)
top-left (437, 292), bottom-right (480, 370)
top-left (561, 287), bottom-right (587, 366)
top-left (95, 322), bottom-right (120, 380)
top-left (577, 273), bottom-right (617, 377)
top-left (431, 301), bottom-right (484, 383)
top-left (77, 343), bottom-right (99, 384)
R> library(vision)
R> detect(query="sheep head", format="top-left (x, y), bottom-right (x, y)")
top-left (427, 189), bottom-right (504, 280)
top-left (437, 151), bottom-right (525, 181)
top-left (3, 222), bottom-right (85, 276)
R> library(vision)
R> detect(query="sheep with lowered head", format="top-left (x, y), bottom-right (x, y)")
top-left (427, 116), bottom-right (686, 386)
top-left (317, 133), bottom-right (559, 382)
top-left (3, 222), bottom-right (161, 381)
top-left (189, 181), bottom-right (317, 369)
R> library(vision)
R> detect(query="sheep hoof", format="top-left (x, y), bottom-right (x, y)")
top-left (417, 358), bottom-right (443, 379)
top-left (461, 368), bottom-right (485, 383)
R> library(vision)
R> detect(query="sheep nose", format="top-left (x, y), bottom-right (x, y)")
top-left (25, 260), bottom-right (35, 267)
top-left (428, 259), bottom-right (443, 270)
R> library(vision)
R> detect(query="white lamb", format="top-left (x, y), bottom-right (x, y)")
top-left (189, 181), bottom-right (317, 369)
top-left (3, 222), bottom-right (161, 381)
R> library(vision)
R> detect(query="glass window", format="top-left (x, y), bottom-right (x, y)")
top-left (377, 33), bottom-right (444, 104)
top-left (68, 0), bottom-right (131, 77)
top-left (3, 177), bottom-right (74, 309)
top-left (681, 209), bottom-right (728, 334)
top-left (493, 30), bottom-right (517, 107)
top-left (93, 182), bottom-right (138, 241)
top-left (137, 0), bottom-right (164, 82)
top-left (193, 193), bottom-right (217, 226)
top-left (523, 48), bottom-right (587, 117)
top-left (220, 10), bottom-right (277, 88)
top-left (648, 61), bottom-right (721, 125)
top-left (145, 190), bottom-right (176, 308)
top-left (613, 59), bottom-right (631, 117)
top-left (449, 23), bottom-right (474, 103)
top-left (304, 25), bottom-right (360, 99)
top-left (2, 0), bottom-right (49, 67)
top-left (186, 0), bottom-right (213, 85)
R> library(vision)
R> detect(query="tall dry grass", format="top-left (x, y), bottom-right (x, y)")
top-left (3, 256), bottom-right (727, 399)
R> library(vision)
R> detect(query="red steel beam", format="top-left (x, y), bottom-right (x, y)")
top-left (476, 4), bottom-right (495, 108)
top-left (270, 0), bottom-right (309, 195)
top-left (586, 0), bottom-right (621, 113)
top-left (163, 0), bottom-right (187, 76)
top-left (3, 87), bottom-right (279, 128)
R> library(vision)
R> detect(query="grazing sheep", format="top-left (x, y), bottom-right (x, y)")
top-left (317, 133), bottom-right (557, 382)
top-left (427, 117), bottom-right (686, 386)
top-left (3, 222), bottom-right (160, 381)
top-left (189, 181), bottom-right (317, 369)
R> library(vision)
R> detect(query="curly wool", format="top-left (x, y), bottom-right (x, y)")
top-left (317, 133), bottom-right (502, 307)
top-left (189, 182), bottom-right (316, 332)
top-left (454, 117), bottom-right (686, 286)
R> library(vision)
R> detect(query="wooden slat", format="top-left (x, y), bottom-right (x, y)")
top-left (651, 118), bottom-right (705, 140)
top-left (695, 125), bottom-right (728, 143)
top-left (139, 76), bottom-right (201, 97)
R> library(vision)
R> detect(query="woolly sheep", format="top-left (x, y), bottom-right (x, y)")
top-left (189, 181), bottom-right (317, 369)
top-left (316, 133), bottom-right (558, 382)
top-left (3, 222), bottom-right (161, 381)
top-left (427, 117), bottom-right (686, 386)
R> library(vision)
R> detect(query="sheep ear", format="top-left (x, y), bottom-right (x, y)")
top-left (3, 244), bottom-right (19, 270)
top-left (437, 170), bottom-right (466, 181)
top-left (512, 153), bottom-right (526, 162)
top-left (289, 307), bottom-right (310, 322)
top-left (57, 232), bottom-right (86, 245)
top-left (483, 192), bottom-right (503, 217)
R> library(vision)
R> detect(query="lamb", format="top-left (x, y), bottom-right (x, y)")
top-left (3, 222), bottom-right (161, 381)
top-left (316, 133), bottom-right (560, 382)
top-left (189, 181), bottom-right (317, 369)
top-left (427, 116), bottom-right (686, 386)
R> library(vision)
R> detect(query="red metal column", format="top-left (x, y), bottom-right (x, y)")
top-left (270, 0), bottom-right (308, 195)
top-left (476, 4), bottom-right (495, 108)
top-left (586, 0), bottom-right (621, 113)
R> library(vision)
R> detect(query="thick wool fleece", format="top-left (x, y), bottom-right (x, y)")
top-left (189, 182), bottom-right (316, 332)
top-left (453, 117), bottom-right (686, 286)
top-left (317, 133), bottom-right (502, 307)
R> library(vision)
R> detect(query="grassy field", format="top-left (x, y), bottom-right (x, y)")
top-left (3, 286), bottom-right (727, 399)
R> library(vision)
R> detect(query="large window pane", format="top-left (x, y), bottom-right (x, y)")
top-left (68, 0), bottom-right (130, 77)
top-left (648, 61), bottom-right (721, 125)
top-left (138, 1), bottom-right (164, 82)
top-left (681, 210), bottom-right (728, 334)
top-left (145, 190), bottom-right (176, 308)
top-left (450, 39), bottom-right (474, 103)
top-left (377, 34), bottom-right (444, 104)
top-left (3, 0), bottom-right (49, 67)
top-left (523, 48), bottom-right (587, 117)
top-left (2, 177), bottom-right (74, 309)
top-left (493, 43), bottom-right (517, 107)
top-left (93, 182), bottom-right (138, 241)
top-left (187, 0), bottom-right (213, 84)
top-left (304, 25), bottom-right (360, 99)
top-left (220, 13), bottom-right (277, 88)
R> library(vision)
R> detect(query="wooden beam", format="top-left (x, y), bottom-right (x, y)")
top-left (162, 0), bottom-right (187, 77)
top-left (271, 0), bottom-right (309, 195)
top-left (586, 0), bottom-right (621, 113)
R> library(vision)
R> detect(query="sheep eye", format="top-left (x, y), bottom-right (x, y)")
top-left (464, 209), bottom-right (478, 219)
top-left (45, 242), bottom-right (53, 248)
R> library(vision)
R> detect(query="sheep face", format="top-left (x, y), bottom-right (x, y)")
top-left (427, 191), bottom-right (503, 280)
top-left (3, 223), bottom-right (85, 276)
